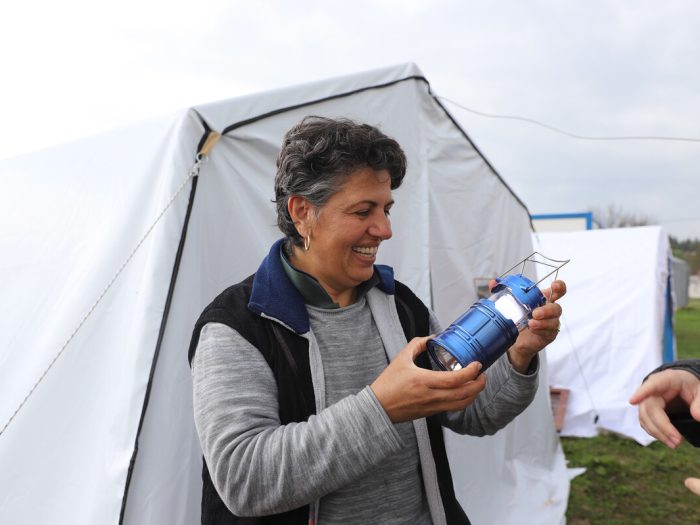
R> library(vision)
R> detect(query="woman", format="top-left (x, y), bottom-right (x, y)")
top-left (189, 116), bottom-right (566, 525)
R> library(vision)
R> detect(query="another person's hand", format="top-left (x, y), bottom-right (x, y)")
top-left (630, 369), bottom-right (700, 496)
top-left (629, 369), bottom-right (700, 448)
top-left (371, 336), bottom-right (486, 423)
top-left (504, 279), bottom-right (567, 374)
top-left (686, 478), bottom-right (700, 496)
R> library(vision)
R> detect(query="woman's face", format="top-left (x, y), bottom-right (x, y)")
top-left (297, 167), bottom-right (394, 302)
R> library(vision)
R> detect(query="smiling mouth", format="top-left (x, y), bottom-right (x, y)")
top-left (353, 245), bottom-right (379, 258)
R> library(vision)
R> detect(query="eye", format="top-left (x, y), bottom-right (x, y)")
top-left (384, 208), bottom-right (391, 217)
top-left (354, 209), bottom-right (370, 217)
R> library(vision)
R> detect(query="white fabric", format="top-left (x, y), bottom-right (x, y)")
top-left (532, 226), bottom-right (672, 445)
top-left (0, 109), bottom-right (204, 524)
top-left (0, 63), bottom-right (568, 525)
top-left (445, 356), bottom-right (570, 525)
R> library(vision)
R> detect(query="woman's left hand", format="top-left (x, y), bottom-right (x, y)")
top-left (502, 279), bottom-right (567, 374)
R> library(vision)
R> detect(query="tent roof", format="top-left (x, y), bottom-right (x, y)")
top-left (195, 63), bottom-right (424, 131)
top-left (191, 62), bottom-right (528, 214)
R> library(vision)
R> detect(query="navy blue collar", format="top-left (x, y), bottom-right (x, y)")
top-left (248, 239), bottom-right (396, 334)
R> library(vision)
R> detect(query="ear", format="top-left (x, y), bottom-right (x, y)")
top-left (288, 196), bottom-right (314, 237)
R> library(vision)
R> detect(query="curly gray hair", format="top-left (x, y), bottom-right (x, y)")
top-left (274, 116), bottom-right (407, 247)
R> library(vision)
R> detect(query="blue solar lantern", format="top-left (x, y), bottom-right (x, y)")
top-left (428, 252), bottom-right (569, 372)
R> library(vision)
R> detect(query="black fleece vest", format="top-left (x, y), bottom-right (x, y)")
top-left (188, 275), bottom-right (470, 525)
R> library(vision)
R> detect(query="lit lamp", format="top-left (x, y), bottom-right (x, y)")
top-left (428, 252), bottom-right (569, 372)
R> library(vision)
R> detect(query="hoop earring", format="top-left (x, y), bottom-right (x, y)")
top-left (304, 236), bottom-right (310, 251)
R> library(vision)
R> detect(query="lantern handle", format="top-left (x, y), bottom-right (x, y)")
top-left (498, 251), bottom-right (570, 294)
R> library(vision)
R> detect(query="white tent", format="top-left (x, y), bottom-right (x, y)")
top-left (532, 226), bottom-right (674, 445)
top-left (672, 255), bottom-right (690, 309)
top-left (0, 63), bottom-right (568, 525)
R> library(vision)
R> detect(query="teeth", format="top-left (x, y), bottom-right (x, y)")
top-left (353, 246), bottom-right (378, 256)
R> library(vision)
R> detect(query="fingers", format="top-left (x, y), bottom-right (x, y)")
top-left (637, 396), bottom-right (682, 448)
top-left (630, 371), bottom-right (700, 447)
top-left (629, 383), bottom-right (651, 405)
top-left (527, 317), bottom-right (561, 336)
top-left (543, 280), bottom-right (567, 303)
top-left (531, 301), bottom-right (562, 322)
top-left (530, 295), bottom-right (562, 328)
top-left (689, 393), bottom-right (700, 422)
top-left (436, 360), bottom-right (483, 386)
top-left (527, 318), bottom-right (561, 334)
top-left (418, 367), bottom-right (487, 415)
top-left (436, 369), bottom-right (486, 398)
top-left (416, 359), bottom-right (483, 390)
top-left (629, 370), bottom-right (693, 405)
top-left (438, 373), bottom-right (487, 411)
top-left (629, 377), bottom-right (668, 405)
top-left (686, 478), bottom-right (700, 496)
top-left (373, 339), bottom-right (487, 422)
top-left (403, 337), bottom-right (483, 387)
top-left (522, 280), bottom-right (565, 333)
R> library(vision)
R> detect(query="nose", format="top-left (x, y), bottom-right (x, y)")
top-left (369, 211), bottom-right (392, 240)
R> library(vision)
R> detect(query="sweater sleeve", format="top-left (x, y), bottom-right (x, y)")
top-left (428, 310), bottom-right (540, 436)
top-left (646, 359), bottom-right (700, 382)
top-left (192, 322), bottom-right (404, 517)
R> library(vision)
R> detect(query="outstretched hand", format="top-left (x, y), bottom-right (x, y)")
top-left (370, 336), bottom-right (486, 423)
top-left (630, 368), bottom-right (700, 496)
top-left (630, 368), bottom-right (700, 448)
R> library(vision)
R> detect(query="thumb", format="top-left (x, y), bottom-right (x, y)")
top-left (689, 394), bottom-right (700, 422)
top-left (629, 375), bottom-right (670, 405)
top-left (406, 336), bottom-right (432, 361)
top-left (629, 383), bottom-right (651, 405)
top-left (546, 280), bottom-right (566, 303)
top-left (488, 279), bottom-right (497, 292)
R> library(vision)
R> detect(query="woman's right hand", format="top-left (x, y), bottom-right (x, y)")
top-left (370, 336), bottom-right (486, 423)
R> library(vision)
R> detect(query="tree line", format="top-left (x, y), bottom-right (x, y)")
top-left (590, 204), bottom-right (699, 275)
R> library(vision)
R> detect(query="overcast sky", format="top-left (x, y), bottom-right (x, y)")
top-left (2, 0), bottom-right (699, 239)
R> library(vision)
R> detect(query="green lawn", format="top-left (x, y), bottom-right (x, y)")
top-left (564, 298), bottom-right (700, 525)
top-left (677, 299), bottom-right (700, 359)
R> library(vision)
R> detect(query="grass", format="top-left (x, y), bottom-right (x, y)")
top-left (677, 299), bottom-right (700, 359)
top-left (564, 298), bottom-right (700, 525)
